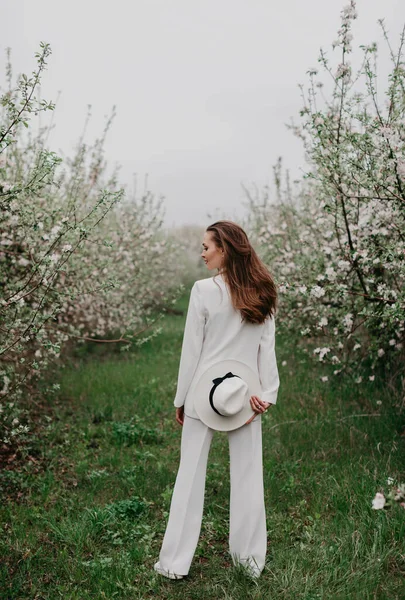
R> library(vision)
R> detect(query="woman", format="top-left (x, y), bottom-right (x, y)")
top-left (154, 220), bottom-right (280, 580)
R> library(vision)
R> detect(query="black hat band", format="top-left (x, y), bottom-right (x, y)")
top-left (209, 371), bottom-right (241, 416)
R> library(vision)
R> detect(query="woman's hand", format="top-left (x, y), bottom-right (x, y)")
top-left (175, 406), bottom-right (185, 426)
top-left (245, 396), bottom-right (272, 424)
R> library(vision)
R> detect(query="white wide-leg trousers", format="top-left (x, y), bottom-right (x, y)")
top-left (155, 413), bottom-right (267, 577)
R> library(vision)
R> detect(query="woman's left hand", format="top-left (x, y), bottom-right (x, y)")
top-left (250, 395), bottom-right (271, 413)
top-left (245, 396), bottom-right (272, 424)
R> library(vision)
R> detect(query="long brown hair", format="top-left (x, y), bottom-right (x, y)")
top-left (206, 220), bottom-right (277, 324)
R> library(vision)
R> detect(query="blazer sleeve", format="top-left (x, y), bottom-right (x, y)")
top-left (173, 281), bottom-right (206, 408)
top-left (257, 315), bottom-right (280, 405)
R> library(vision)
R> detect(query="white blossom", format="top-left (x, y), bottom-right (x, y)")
top-left (338, 260), bottom-right (351, 270)
top-left (343, 313), bottom-right (353, 331)
top-left (314, 347), bottom-right (331, 361)
top-left (310, 285), bottom-right (325, 298)
top-left (371, 492), bottom-right (385, 510)
top-left (50, 225), bottom-right (62, 239)
top-left (397, 158), bottom-right (405, 180)
top-left (335, 62), bottom-right (351, 82)
top-left (0, 376), bottom-right (10, 396)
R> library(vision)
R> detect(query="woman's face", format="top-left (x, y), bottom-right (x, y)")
top-left (201, 231), bottom-right (224, 271)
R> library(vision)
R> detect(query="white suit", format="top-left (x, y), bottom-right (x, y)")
top-left (174, 273), bottom-right (279, 417)
top-left (155, 273), bottom-right (280, 578)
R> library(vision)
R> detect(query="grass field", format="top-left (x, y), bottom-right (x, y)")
top-left (1, 288), bottom-right (405, 599)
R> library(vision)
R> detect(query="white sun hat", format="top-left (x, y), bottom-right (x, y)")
top-left (193, 359), bottom-right (262, 431)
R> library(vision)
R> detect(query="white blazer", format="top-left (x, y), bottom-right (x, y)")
top-left (173, 273), bottom-right (280, 420)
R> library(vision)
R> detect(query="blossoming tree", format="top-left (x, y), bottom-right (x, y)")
top-left (247, 2), bottom-right (405, 389)
top-left (0, 44), bottom-right (184, 445)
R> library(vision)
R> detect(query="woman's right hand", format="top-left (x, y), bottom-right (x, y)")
top-left (175, 406), bottom-right (185, 426)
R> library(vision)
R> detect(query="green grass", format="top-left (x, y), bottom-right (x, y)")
top-left (1, 290), bottom-right (405, 599)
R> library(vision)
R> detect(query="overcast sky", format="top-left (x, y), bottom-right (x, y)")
top-left (1, 0), bottom-right (404, 229)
